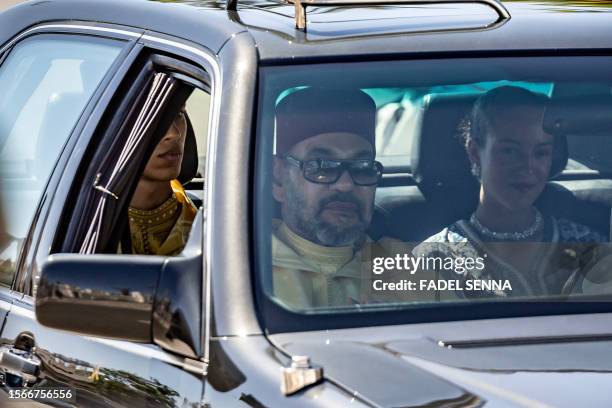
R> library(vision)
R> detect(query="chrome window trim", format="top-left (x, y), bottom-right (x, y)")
top-left (0, 299), bottom-right (12, 310)
top-left (0, 23), bottom-right (141, 55)
top-left (3, 23), bottom-right (221, 368)
top-left (141, 33), bottom-right (220, 368)
top-left (0, 284), bottom-right (23, 301)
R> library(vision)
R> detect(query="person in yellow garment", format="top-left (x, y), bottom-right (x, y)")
top-left (271, 87), bottom-right (411, 309)
top-left (126, 109), bottom-right (197, 255)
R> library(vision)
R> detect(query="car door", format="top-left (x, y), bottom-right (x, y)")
top-left (0, 24), bottom-right (207, 407)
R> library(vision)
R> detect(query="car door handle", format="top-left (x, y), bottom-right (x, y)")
top-left (0, 331), bottom-right (41, 387)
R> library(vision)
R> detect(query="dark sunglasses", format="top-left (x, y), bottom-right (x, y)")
top-left (284, 155), bottom-right (383, 186)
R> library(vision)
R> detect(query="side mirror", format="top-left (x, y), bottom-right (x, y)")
top-left (36, 253), bottom-right (163, 342)
top-left (35, 210), bottom-right (204, 359)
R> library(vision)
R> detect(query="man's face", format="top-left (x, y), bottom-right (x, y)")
top-left (274, 132), bottom-right (377, 247)
top-left (141, 111), bottom-right (187, 182)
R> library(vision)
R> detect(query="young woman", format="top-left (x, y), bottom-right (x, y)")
top-left (125, 109), bottom-right (197, 256)
top-left (415, 86), bottom-right (604, 298)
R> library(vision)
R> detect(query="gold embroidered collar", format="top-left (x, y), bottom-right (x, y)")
top-left (128, 194), bottom-right (179, 227)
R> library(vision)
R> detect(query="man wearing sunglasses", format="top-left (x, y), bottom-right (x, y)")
top-left (272, 87), bottom-right (387, 309)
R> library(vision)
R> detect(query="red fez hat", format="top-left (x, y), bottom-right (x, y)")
top-left (275, 87), bottom-right (376, 155)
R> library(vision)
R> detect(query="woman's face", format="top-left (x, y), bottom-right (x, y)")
top-left (469, 107), bottom-right (554, 212)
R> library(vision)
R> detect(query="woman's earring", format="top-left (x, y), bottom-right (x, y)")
top-left (470, 162), bottom-right (481, 180)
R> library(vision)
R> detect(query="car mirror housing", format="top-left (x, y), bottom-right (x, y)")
top-left (35, 254), bottom-right (164, 342)
top-left (35, 210), bottom-right (204, 359)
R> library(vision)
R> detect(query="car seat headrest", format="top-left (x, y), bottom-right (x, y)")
top-left (544, 93), bottom-right (612, 136)
top-left (411, 93), bottom-right (479, 201)
top-left (177, 112), bottom-right (198, 184)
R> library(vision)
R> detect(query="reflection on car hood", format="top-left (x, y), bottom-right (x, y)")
top-left (269, 313), bottom-right (612, 407)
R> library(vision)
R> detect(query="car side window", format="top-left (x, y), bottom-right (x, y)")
top-left (0, 34), bottom-right (123, 287)
top-left (121, 88), bottom-right (210, 256)
top-left (61, 59), bottom-right (211, 257)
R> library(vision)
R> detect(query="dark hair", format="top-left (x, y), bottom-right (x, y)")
top-left (461, 86), bottom-right (550, 148)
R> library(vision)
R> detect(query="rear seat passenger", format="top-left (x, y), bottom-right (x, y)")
top-left (371, 92), bottom-right (610, 242)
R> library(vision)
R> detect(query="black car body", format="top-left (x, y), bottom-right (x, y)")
top-left (1, 0), bottom-right (612, 406)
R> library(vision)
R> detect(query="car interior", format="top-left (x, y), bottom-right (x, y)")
top-left (369, 84), bottom-right (612, 244)
top-left (260, 57), bottom-right (612, 264)
top-left (181, 89), bottom-right (209, 209)
top-left (55, 60), bottom-right (211, 256)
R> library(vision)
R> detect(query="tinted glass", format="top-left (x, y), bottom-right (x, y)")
top-left (256, 57), bottom-right (612, 322)
top-left (0, 35), bottom-right (123, 286)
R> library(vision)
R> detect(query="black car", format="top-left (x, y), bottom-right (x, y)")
top-left (1, 0), bottom-right (612, 406)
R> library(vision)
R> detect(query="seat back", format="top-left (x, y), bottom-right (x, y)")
top-left (411, 93), bottom-right (480, 227)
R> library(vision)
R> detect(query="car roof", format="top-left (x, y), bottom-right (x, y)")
top-left (4, 0), bottom-right (612, 62)
top-left (0, 0), bottom-right (244, 54)
top-left (239, 0), bottom-right (612, 61)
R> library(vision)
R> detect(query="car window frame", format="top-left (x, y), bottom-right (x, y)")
top-left (60, 56), bottom-right (211, 256)
top-left (14, 27), bottom-right (222, 365)
top-left (0, 49), bottom-right (8, 66)
top-left (0, 24), bottom-right (143, 299)
top-left (253, 56), bottom-right (612, 334)
top-left (0, 26), bottom-right (223, 385)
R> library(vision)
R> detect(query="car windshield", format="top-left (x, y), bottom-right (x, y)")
top-left (255, 56), bottom-right (612, 329)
